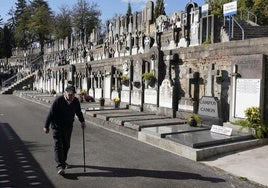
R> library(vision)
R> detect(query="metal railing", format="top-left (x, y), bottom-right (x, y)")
top-left (2, 74), bottom-right (18, 87)
top-left (240, 9), bottom-right (258, 25)
top-left (232, 16), bottom-right (245, 40)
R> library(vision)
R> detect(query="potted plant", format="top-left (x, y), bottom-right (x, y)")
top-left (187, 113), bottom-right (202, 127)
top-left (235, 107), bottom-right (268, 138)
top-left (112, 97), bottom-right (120, 108)
top-left (77, 89), bottom-right (87, 102)
top-left (50, 89), bottom-right (56, 95)
top-left (99, 97), bottom-right (105, 106)
top-left (84, 94), bottom-right (94, 102)
top-left (120, 75), bottom-right (129, 86)
top-left (142, 72), bottom-right (156, 87)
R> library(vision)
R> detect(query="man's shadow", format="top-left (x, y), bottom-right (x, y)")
top-left (63, 165), bottom-right (225, 183)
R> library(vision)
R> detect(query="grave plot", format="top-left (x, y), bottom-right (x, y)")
top-left (141, 124), bottom-right (211, 138)
top-left (165, 130), bottom-right (253, 148)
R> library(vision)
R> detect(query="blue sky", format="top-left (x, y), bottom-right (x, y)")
top-left (0, 0), bottom-right (205, 24)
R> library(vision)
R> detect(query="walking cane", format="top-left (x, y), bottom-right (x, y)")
top-left (82, 127), bottom-right (86, 172)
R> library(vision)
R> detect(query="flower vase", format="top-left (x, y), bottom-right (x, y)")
top-left (114, 102), bottom-right (120, 108)
top-left (100, 100), bottom-right (105, 106)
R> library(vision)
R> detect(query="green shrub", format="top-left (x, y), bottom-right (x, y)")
top-left (235, 107), bottom-right (268, 138)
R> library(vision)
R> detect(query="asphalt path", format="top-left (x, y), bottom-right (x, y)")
top-left (0, 95), bottom-right (262, 188)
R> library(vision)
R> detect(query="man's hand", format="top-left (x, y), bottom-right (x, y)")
top-left (81, 122), bottom-right (86, 129)
top-left (43, 127), bottom-right (49, 134)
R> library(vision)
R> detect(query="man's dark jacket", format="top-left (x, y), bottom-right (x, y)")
top-left (45, 95), bottom-right (85, 129)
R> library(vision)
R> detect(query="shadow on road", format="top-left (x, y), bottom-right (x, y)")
top-left (0, 122), bottom-right (54, 188)
top-left (63, 165), bottom-right (226, 183)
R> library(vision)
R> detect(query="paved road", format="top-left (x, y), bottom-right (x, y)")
top-left (0, 95), bottom-right (262, 188)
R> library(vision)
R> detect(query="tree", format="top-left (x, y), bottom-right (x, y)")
top-left (54, 6), bottom-right (73, 40)
top-left (127, 1), bottom-right (132, 16)
top-left (28, 0), bottom-right (53, 52)
top-left (0, 16), bottom-right (3, 26)
top-left (207, 0), bottom-right (268, 25)
top-left (207, 0), bottom-right (230, 20)
top-left (154, 0), bottom-right (166, 22)
top-left (72, 0), bottom-right (101, 45)
top-left (0, 25), bottom-right (12, 60)
top-left (15, 0), bottom-right (27, 22)
top-left (14, 6), bottom-right (32, 49)
top-left (253, 0), bottom-right (268, 25)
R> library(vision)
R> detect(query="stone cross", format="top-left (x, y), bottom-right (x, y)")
top-left (113, 70), bottom-right (120, 90)
top-left (164, 51), bottom-right (174, 80)
top-left (90, 71), bottom-right (94, 89)
top-left (97, 71), bottom-right (102, 88)
top-left (206, 63), bottom-right (219, 97)
top-left (185, 68), bottom-right (194, 98)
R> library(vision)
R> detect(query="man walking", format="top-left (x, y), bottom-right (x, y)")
top-left (43, 84), bottom-right (86, 175)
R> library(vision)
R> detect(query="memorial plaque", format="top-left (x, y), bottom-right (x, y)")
top-left (131, 90), bottom-right (142, 105)
top-left (211, 125), bottom-right (232, 136)
top-left (121, 90), bottom-right (130, 103)
top-left (198, 96), bottom-right (219, 117)
top-left (144, 89), bottom-right (157, 105)
top-left (235, 79), bottom-right (260, 118)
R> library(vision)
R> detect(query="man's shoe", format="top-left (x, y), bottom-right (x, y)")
top-left (57, 167), bottom-right (65, 175)
top-left (65, 163), bottom-right (71, 169)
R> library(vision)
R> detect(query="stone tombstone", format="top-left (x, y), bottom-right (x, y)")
top-left (144, 47), bottom-right (160, 105)
top-left (178, 67), bottom-right (195, 112)
top-left (95, 88), bottom-right (102, 99)
top-left (121, 61), bottom-right (130, 103)
top-left (131, 58), bottom-right (144, 106)
top-left (159, 79), bottom-right (173, 108)
top-left (189, 8), bottom-right (200, 46)
top-left (104, 73), bottom-right (111, 99)
top-left (198, 96), bottom-right (221, 125)
top-left (146, 1), bottom-right (153, 23)
top-left (144, 36), bottom-right (151, 53)
top-left (82, 77), bottom-right (87, 90)
top-left (230, 54), bottom-right (266, 121)
top-left (121, 90), bottom-right (130, 103)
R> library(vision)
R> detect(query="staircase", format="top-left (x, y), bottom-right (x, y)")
top-left (1, 72), bottom-right (36, 94)
top-left (224, 18), bottom-right (268, 41)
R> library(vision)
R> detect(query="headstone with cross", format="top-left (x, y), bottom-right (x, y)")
top-left (88, 71), bottom-right (95, 97)
top-left (198, 64), bottom-right (222, 126)
top-left (164, 51), bottom-right (174, 80)
top-left (89, 71), bottom-right (94, 89)
top-left (96, 71), bottom-right (102, 88)
top-left (185, 68), bottom-right (194, 98)
top-left (113, 70), bottom-right (120, 90)
top-left (205, 63), bottom-right (219, 97)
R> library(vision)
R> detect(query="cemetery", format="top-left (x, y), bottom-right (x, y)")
top-left (2, 1), bottom-right (268, 160)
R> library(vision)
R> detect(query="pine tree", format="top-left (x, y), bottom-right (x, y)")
top-left (154, 0), bottom-right (166, 22)
top-left (127, 1), bottom-right (132, 16)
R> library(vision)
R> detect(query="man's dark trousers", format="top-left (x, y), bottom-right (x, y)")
top-left (52, 126), bottom-right (73, 168)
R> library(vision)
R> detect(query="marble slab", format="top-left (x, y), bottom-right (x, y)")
top-left (97, 111), bottom-right (155, 121)
top-left (141, 124), bottom-right (211, 138)
top-left (165, 130), bottom-right (253, 148)
top-left (85, 109), bottom-right (131, 117)
top-left (124, 118), bottom-right (186, 131)
top-left (109, 115), bottom-right (169, 126)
